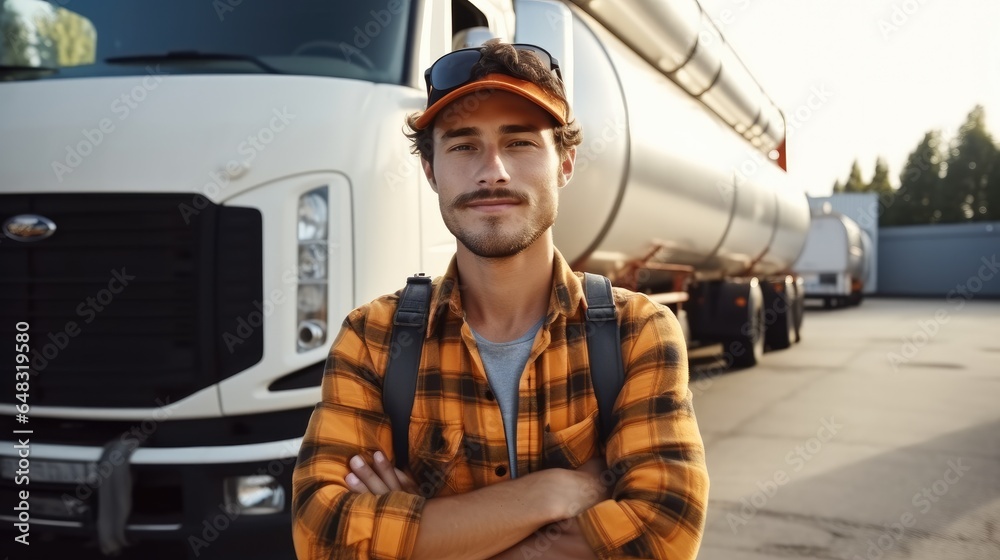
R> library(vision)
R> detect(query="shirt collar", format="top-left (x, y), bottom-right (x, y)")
top-left (424, 248), bottom-right (585, 337)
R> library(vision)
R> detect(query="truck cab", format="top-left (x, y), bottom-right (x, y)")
top-left (0, 0), bottom-right (503, 555)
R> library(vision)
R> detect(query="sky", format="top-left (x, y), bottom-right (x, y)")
top-left (696, 0), bottom-right (1000, 197)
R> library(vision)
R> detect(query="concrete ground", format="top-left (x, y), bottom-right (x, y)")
top-left (693, 298), bottom-right (1000, 560)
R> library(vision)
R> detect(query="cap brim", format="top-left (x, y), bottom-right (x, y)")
top-left (413, 73), bottom-right (568, 130)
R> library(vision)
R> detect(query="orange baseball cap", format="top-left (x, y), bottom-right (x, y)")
top-left (413, 73), bottom-right (569, 130)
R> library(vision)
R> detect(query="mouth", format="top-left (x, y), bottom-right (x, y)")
top-left (454, 188), bottom-right (529, 212)
top-left (465, 198), bottom-right (521, 211)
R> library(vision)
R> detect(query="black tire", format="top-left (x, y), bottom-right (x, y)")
top-left (764, 278), bottom-right (795, 351)
top-left (793, 278), bottom-right (805, 343)
top-left (850, 291), bottom-right (864, 306)
top-left (725, 282), bottom-right (765, 369)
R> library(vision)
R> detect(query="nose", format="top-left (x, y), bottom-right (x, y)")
top-left (476, 146), bottom-right (511, 186)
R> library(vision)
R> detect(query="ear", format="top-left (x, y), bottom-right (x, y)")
top-left (558, 147), bottom-right (576, 188)
top-left (422, 157), bottom-right (438, 192)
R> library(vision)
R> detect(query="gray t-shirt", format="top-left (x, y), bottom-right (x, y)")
top-left (471, 317), bottom-right (545, 478)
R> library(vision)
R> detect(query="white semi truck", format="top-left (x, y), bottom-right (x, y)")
top-left (0, 0), bottom-right (808, 556)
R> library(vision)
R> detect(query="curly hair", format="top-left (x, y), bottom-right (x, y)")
top-left (404, 41), bottom-right (583, 162)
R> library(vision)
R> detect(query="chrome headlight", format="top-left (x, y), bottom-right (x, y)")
top-left (297, 187), bottom-right (329, 352)
top-left (297, 189), bottom-right (328, 241)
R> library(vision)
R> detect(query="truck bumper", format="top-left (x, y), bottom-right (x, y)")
top-left (1, 438), bottom-right (300, 559)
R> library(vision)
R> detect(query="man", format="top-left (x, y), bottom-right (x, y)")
top-left (292, 41), bottom-right (709, 559)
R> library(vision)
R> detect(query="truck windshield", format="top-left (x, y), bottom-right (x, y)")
top-left (0, 0), bottom-right (413, 83)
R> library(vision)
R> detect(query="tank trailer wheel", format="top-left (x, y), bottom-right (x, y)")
top-left (792, 277), bottom-right (805, 343)
top-left (726, 281), bottom-right (765, 369)
top-left (763, 278), bottom-right (795, 351)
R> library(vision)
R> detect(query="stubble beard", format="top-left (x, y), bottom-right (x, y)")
top-left (446, 201), bottom-right (557, 259)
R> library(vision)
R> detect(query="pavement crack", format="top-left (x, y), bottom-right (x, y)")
top-left (987, 520), bottom-right (1000, 546)
top-left (757, 543), bottom-right (841, 559)
top-left (712, 501), bottom-right (934, 540)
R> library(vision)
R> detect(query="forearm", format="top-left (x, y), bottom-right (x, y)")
top-left (292, 485), bottom-right (425, 559)
top-left (411, 470), bottom-right (564, 560)
top-left (488, 518), bottom-right (598, 560)
top-left (575, 456), bottom-right (709, 559)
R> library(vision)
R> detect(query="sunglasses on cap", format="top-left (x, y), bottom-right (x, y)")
top-left (423, 43), bottom-right (562, 107)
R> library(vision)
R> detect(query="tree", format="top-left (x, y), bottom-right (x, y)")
top-left (941, 106), bottom-right (998, 222)
top-left (1, 4), bottom-right (95, 69)
top-left (832, 179), bottom-right (845, 193)
top-left (843, 160), bottom-right (867, 193)
top-left (891, 131), bottom-right (946, 225)
top-left (867, 158), bottom-right (893, 195)
top-left (40, 6), bottom-right (98, 66)
top-left (867, 157), bottom-right (896, 226)
top-left (988, 149), bottom-right (1000, 221)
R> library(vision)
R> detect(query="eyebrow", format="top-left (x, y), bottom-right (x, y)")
top-left (439, 124), bottom-right (544, 140)
top-left (499, 124), bottom-right (543, 135)
top-left (440, 127), bottom-right (479, 140)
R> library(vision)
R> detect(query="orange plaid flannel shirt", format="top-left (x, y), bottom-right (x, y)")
top-left (292, 249), bottom-right (709, 559)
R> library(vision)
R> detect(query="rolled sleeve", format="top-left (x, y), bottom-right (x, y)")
top-left (576, 299), bottom-right (709, 559)
top-left (292, 306), bottom-right (426, 560)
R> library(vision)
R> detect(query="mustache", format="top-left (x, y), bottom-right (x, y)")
top-left (452, 187), bottom-right (530, 208)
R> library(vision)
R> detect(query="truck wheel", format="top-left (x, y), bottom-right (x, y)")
top-left (764, 278), bottom-right (795, 351)
top-left (793, 278), bottom-right (805, 343)
top-left (726, 282), bottom-right (765, 369)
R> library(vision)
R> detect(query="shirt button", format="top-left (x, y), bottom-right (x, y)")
top-left (494, 465), bottom-right (507, 477)
top-left (485, 389), bottom-right (495, 401)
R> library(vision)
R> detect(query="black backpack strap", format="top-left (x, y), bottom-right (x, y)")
top-left (383, 274), bottom-right (432, 470)
top-left (583, 273), bottom-right (624, 444)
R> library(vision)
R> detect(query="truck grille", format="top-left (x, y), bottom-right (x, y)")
top-left (1, 194), bottom-right (263, 408)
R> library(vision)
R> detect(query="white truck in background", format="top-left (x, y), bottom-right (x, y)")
top-left (0, 0), bottom-right (807, 556)
top-left (795, 210), bottom-right (873, 307)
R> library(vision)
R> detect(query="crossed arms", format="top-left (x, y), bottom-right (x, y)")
top-left (291, 298), bottom-right (709, 559)
top-left (343, 450), bottom-right (609, 560)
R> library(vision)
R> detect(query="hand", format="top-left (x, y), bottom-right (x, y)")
top-left (344, 451), bottom-right (419, 495)
top-left (576, 456), bottom-right (616, 509)
top-left (486, 461), bottom-right (611, 560)
top-left (576, 456), bottom-right (610, 485)
top-left (552, 456), bottom-right (615, 520)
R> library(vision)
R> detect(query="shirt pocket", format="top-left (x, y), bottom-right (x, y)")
top-left (542, 410), bottom-right (599, 469)
top-left (408, 418), bottom-right (471, 498)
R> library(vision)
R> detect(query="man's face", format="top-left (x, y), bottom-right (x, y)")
top-left (422, 91), bottom-right (575, 259)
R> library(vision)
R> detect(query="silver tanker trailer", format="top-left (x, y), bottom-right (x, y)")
top-left (552, 0), bottom-right (810, 368)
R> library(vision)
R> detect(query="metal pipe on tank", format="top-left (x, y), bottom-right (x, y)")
top-left (568, 0), bottom-right (703, 73)
top-left (567, 0), bottom-right (785, 164)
